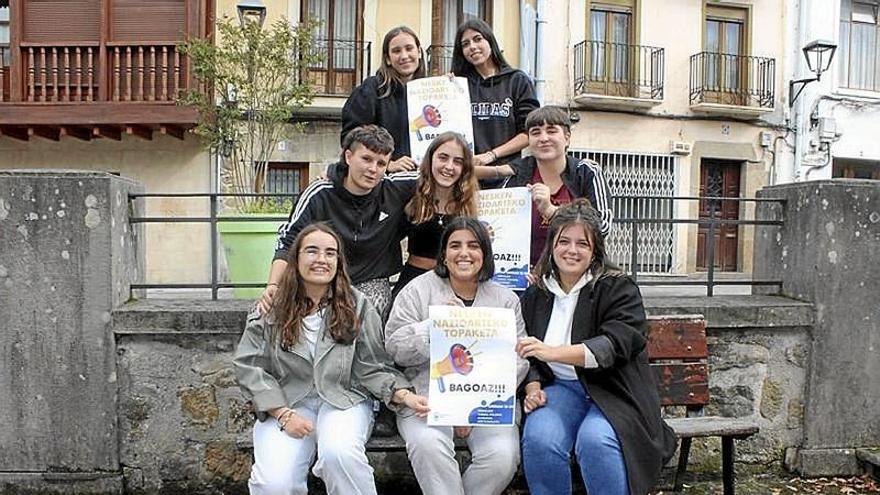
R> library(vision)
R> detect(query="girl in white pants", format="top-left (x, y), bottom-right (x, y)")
top-left (234, 224), bottom-right (429, 495)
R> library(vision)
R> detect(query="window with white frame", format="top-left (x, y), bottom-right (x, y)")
top-left (839, 0), bottom-right (880, 91)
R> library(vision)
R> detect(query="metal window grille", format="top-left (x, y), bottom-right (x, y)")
top-left (569, 149), bottom-right (677, 273)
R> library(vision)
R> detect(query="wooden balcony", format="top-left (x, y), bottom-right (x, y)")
top-left (0, 0), bottom-right (211, 142)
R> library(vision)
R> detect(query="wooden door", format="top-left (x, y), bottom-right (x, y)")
top-left (697, 159), bottom-right (740, 271)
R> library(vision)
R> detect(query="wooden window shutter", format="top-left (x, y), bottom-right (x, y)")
top-left (111, 0), bottom-right (187, 42)
top-left (23, 0), bottom-right (100, 42)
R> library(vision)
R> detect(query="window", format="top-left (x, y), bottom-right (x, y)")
top-left (302, 0), bottom-right (365, 95)
top-left (588, 2), bottom-right (633, 93)
top-left (833, 157), bottom-right (880, 179)
top-left (839, 0), bottom-right (880, 91)
top-left (429, 0), bottom-right (491, 74)
top-left (0, 3), bottom-right (9, 66)
top-left (704, 5), bottom-right (747, 91)
top-left (256, 162), bottom-right (310, 204)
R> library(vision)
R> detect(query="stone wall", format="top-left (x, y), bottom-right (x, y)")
top-left (109, 296), bottom-right (813, 492)
top-left (755, 180), bottom-right (880, 476)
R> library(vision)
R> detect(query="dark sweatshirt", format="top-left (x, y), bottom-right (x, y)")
top-left (274, 164), bottom-right (418, 284)
top-left (341, 75), bottom-right (411, 160)
top-left (463, 66), bottom-right (539, 188)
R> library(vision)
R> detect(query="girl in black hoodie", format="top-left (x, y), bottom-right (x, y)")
top-left (452, 19), bottom-right (539, 189)
top-left (342, 26), bottom-right (427, 173)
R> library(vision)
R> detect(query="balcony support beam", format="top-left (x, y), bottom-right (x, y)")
top-left (160, 125), bottom-right (186, 140)
top-left (30, 126), bottom-right (61, 141)
top-left (93, 126), bottom-right (122, 141)
top-left (0, 126), bottom-right (30, 141)
top-left (61, 126), bottom-right (93, 141)
top-left (126, 125), bottom-right (154, 141)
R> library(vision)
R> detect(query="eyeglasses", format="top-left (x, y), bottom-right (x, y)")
top-left (300, 247), bottom-right (339, 260)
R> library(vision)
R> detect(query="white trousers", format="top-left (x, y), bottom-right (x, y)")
top-left (396, 413), bottom-right (520, 495)
top-left (249, 398), bottom-right (375, 495)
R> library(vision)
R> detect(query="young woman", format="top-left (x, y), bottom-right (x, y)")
top-left (235, 223), bottom-right (429, 495)
top-left (451, 19), bottom-right (539, 188)
top-left (504, 106), bottom-right (613, 266)
top-left (385, 217), bottom-right (529, 495)
top-left (515, 200), bottom-right (676, 495)
top-left (392, 131), bottom-right (480, 299)
top-left (342, 25), bottom-right (426, 173)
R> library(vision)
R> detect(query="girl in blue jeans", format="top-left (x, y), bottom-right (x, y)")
top-left (515, 200), bottom-right (676, 495)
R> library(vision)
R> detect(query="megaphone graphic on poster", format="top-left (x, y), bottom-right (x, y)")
top-left (430, 342), bottom-right (476, 393)
top-left (410, 104), bottom-right (443, 141)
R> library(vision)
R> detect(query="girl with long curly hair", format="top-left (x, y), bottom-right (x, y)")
top-left (391, 131), bottom-right (480, 300)
top-left (234, 223), bottom-right (429, 495)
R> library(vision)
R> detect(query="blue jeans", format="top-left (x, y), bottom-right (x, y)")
top-left (522, 379), bottom-right (630, 495)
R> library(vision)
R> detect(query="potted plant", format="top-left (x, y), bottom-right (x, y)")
top-left (180, 14), bottom-right (319, 297)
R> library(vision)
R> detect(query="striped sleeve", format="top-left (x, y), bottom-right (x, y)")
top-left (582, 159), bottom-right (614, 237)
top-left (273, 179), bottom-right (333, 259)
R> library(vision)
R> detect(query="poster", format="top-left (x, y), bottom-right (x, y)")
top-left (427, 305), bottom-right (518, 427)
top-left (478, 187), bottom-right (532, 291)
top-left (406, 76), bottom-right (474, 163)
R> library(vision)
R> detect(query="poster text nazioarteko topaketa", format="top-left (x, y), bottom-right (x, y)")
top-left (406, 76), bottom-right (474, 163)
top-left (478, 187), bottom-right (532, 291)
top-left (428, 305), bottom-right (518, 426)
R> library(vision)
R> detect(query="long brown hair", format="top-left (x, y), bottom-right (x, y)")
top-left (271, 223), bottom-right (360, 347)
top-left (377, 26), bottom-right (426, 99)
top-left (533, 199), bottom-right (621, 291)
top-left (405, 132), bottom-right (479, 224)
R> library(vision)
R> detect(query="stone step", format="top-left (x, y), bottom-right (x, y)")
top-left (856, 448), bottom-right (880, 482)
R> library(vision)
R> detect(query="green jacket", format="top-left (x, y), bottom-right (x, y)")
top-left (233, 290), bottom-right (411, 420)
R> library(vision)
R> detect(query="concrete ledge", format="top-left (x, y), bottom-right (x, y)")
top-left (645, 295), bottom-right (814, 329)
top-left (795, 448), bottom-right (863, 476)
top-left (113, 299), bottom-right (254, 334)
top-left (0, 472), bottom-right (123, 494)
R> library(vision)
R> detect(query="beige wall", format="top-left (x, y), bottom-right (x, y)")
top-left (569, 111), bottom-right (772, 274)
top-left (0, 135), bottom-right (213, 285)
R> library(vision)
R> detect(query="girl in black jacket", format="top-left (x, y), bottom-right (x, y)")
top-left (451, 19), bottom-right (539, 188)
top-left (515, 200), bottom-right (676, 495)
top-left (342, 26), bottom-right (426, 173)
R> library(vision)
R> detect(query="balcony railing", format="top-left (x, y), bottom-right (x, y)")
top-left (573, 40), bottom-right (664, 100)
top-left (109, 43), bottom-right (187, 102)
top-left (427, 44), bottom-right (454, 76)
top-left (305, 38), bottom-right (371, 96)
top-left (689, 52), bottom-right (775, 108)
top-left (2, 42), bottom-right (190, 103)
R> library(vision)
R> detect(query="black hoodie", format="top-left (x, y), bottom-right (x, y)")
top-left (466, 66), bottom-right (539, 187)
top-left (274, 164), bottom-right (418, 284)
top-left (341, 76), bottom-right (411, 160)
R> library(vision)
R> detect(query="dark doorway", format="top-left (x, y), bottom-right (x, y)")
top-left (697, 159), bottom-right (740, 271)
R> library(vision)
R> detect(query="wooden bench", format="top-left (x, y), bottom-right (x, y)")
top-left (648, 314), bottom-right (760, 495)
top-left (239, 315), bottom-right (758, 493)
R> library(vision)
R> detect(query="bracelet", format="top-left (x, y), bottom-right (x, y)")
top-left (267, 282), bottom-right (278, 288)
top-left (278, 408), bottom-right (296, 431)
top-left (494, 166), bottom-right (501, 179)
top-left (488, 150), bottom-right (498, 162)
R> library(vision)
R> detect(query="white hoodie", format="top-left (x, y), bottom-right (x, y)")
top-left (542, 273), bottom-right (599, 380)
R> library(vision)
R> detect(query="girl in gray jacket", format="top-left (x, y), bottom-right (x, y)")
top-left (234, 223), bottom-right (429, 495)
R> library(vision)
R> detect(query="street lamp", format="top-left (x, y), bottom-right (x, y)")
top-left (789, 39), bottom-right (837, 108)
top-left (237, 0), bottom-right (267, 28)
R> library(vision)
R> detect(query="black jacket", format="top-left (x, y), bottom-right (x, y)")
top-left (274, 164), bottom-right (418, 284)
top-left (463, 66), bottom-right (539, 187)
top-left (504, 154), bottom-right (614, 237)
top-left (520, 275), bottom-right (677, 495)
top-left (341, 75), bottom-right (411, 160)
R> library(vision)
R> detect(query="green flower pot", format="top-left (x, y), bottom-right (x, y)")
top-left (218, 218), bottom-right (281, 299)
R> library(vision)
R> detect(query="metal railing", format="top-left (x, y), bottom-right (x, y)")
top-left (305, 38), bottom-right (371, 96)
top-left (689, 51), bottom-right (775, 108)
top-left (426, 44), bottom-right (454, 76)
top-left (127, 193), bottom-right (786, 299)
top-left (620, 195), bottom-right (785, 296)
top-left (573, 40), bottom-right (664, 100)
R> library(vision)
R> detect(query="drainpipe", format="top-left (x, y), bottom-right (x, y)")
top-left (534, 0), bottom-right (547, 104)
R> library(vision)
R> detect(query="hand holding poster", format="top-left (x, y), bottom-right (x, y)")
top-left (427, 305), bottom-right (517, 426)
top-left (407, 76), bottom-right (474, 163)
top-left (478, 187), bottom-right (532, 291)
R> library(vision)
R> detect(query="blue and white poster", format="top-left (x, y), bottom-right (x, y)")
top-left (478, 187), bottom-right (532, 291)
top-left (427, 305), bottom-right (517, 426)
